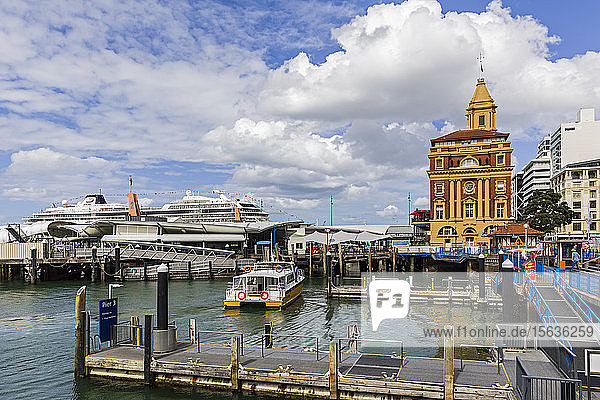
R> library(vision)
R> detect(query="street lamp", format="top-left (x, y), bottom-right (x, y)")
top-left (108, 283), bottom-right (123, 299)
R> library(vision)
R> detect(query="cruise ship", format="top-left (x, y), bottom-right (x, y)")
top-left (24, 191), bottom-right (269, 225)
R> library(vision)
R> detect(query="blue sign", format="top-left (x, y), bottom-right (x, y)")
top-left (392, 240), bottom-right (410, 247)
top-left (99, 298), bottom-right (118, 342)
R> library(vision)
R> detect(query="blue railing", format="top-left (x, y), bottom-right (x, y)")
top-left (554, 270), bottom-right (600, 329)
top-left (568, 269), bottom-right (600, 298)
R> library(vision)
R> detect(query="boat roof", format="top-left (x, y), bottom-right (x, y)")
top-left (237, 269), bottom-right (294, 278)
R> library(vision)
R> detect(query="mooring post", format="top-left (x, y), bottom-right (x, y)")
top-left (208, 261), bottom-right (213, 280)
top-left (231, 335), bottom-right (240, 391)
top-left (143, 261), bottom-right (147, 281)
top-left (144, 314), bottom-right (153, 384)
top-left (478, 253), bottom-right (486, 301)
top-left (74, 286), bottom-right (87, 378)
top-left (443, 325), bottom-right (454, 400)
top-left (91, 248), bottom-right (97, 283)
top-left (392, 250), bottom-right (396, 272)
top-left (187, 261), bottom-right (192, 280)
top-left (100, 260), bottom-right (106, 282)
top-left (329, 341), bottom-right (338, 399)
top-left (158, 265), bottom-right (168, 331)
top-left (502, 258), bottom-right (515, 324)
top-left (30, 247), bottom-right (37, 284)
top-left (368, 247), bottom-right (372, 272)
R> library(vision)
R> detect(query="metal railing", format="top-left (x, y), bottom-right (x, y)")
top-left (260, 334), bottom-right (320, 360)
top-left (459, 344), bottom-right (501, 374)
top-left (197, 330), bottom-right (244, 356)
top-left (516, 356), bottom-right (583, 400)
top-left (337, 338), bottom-right (404, 365)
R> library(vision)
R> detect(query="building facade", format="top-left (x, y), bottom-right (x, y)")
top-left (550, 108), bottom-right (600, 176)
top-left (512, 136), bottom-right (551, 220)
top-left (428, 79), bottom-right (514, 247)
top-left (551, 159), bottom-right (600, 237)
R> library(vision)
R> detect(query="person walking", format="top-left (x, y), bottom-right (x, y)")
top-left (572, 248), bottom-right (580, 270)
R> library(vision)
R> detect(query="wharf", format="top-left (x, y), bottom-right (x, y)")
top-left (86, 340), bottom-right (515, 399)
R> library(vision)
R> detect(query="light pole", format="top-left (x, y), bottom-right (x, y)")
top-left (108, 283), bottom-right (123, 299)
top-left (524, 223), bottom-right (529, 250)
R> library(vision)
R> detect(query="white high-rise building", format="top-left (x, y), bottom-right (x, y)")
top-left (512, 136), bottom-right (551, 220)
top-left (550, 108), bottom-right (600, 175)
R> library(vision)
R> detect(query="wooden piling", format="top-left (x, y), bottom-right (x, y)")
top-left (338, 245), bottom-right (343, 279)
top-left (91, 248), bottom-right (97, 283)
top-left (143, 261), bottom-right (148, 281)
top-left (329, 342), bottom-right (338, 399)
top-left (392, 251), bottom-right (396, 272)
top-left (30, 248), bottom-right (37, 284)
top-left (208, 261), bottom-right (213, 280)
top-left (189, 318), bottom-right (197, 344)
top-left (187, 261), bottom-right (192, 280)
top-left (116, 247), bottom-right (123, 281)
top-left (308, 242), bottom-right (312, 277)
top-left (100, 261), bottom-right (106, 282)
top-left (231, 336), bottom-right (240, 391)
top-left (74, 286), bottom-right (87, 377)
top-left (443, 325), bottom-right (454, 400)
top-left (144, 314), bottom-right (153, 384)
top-left (368, 248), bottom-right (372, 273)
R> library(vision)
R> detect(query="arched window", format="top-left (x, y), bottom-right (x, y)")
top-left (438, 226), bottom-right (457, 236)
top-left (463, 228), bottom-right (476, 235)
top-left (460, 157), bottom-right (479, 167)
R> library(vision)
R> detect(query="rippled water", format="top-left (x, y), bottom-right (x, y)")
top-left (0, 277), bottom-right (499, 399)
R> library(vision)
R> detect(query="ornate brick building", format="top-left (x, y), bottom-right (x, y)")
top-left (428, 79), bottom-right (513, 246)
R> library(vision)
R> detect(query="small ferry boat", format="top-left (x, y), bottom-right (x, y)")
top-left (224, 261), bottom-right (304, 308)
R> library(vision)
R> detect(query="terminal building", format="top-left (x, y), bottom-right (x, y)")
top-left (428, 78), bottom-right (513, 247)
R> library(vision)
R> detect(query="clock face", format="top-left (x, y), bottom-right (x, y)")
top-left (464, 182), bottom-right (475, 192)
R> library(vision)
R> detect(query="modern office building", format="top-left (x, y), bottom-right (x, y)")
top-left (551, 158), bottom-right (600, 237)
top-left (512, 136), bottom-right (552, 220)
top-left (550, 108), bottom-right (600, 176)
top-left (428, 78), bottom-right (513, 246)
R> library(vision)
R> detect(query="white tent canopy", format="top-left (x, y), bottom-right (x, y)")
top-left (301, 231), bottom-right (329, 244)
top-left (329, 231), bottom-right (358, 244)
top-left (355, 231), bottom-right (389, 242)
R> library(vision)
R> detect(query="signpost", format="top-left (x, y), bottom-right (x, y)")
top-left (99, 298), bottom-right (118, 343)
top-left (525, 260), bottom-right (536, 282)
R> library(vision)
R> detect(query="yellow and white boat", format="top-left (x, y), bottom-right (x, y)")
top-left (224, 261), bottom-right (304, 308)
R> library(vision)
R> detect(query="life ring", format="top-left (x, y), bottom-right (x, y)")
top-left (260, 291), bottom-right (269, 300)
top-left (244, 265), bottom-right (252, 272)
top-left (237, 291), bottom-right (246, 300)
top-left (275, 265), bottom-right (283, 273)
top-left (131, 268), bottom-right (137, 275)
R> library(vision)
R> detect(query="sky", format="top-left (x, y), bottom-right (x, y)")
top-left (1, 0), bottom-right (599, 225)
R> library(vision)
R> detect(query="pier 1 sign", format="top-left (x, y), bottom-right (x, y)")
top-left (99, 298), bottom-right (118, 342)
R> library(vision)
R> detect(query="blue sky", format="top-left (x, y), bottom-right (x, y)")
top-left (1, 0), bottom-right (599, 224)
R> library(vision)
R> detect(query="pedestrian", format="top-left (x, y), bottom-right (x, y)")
top-left (572, 249), bottom-right (580, 270)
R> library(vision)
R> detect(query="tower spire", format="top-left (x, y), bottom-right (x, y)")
top-left (466, 78), bottom-right (497, 131)
top-left (477, 52), bottom-right (485, 80)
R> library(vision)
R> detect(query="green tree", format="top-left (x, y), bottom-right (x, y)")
top-left (520, 189), bottom-right (574, 233)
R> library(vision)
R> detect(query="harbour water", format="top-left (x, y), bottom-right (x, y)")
top-left (0, 278), bottom-right (499, 400)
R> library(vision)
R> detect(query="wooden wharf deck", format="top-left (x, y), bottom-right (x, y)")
top-left (86, 340), bottom-right (516, 399)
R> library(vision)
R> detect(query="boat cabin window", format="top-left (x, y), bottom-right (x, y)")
top-left (265, 277), bottom-right (278, 288)
top-left (233, 277), bottom-right (244, 289)
top-left (246, 276), bottom-right (264, 292)
top-left (286, 274), bottom-right (294, 284)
